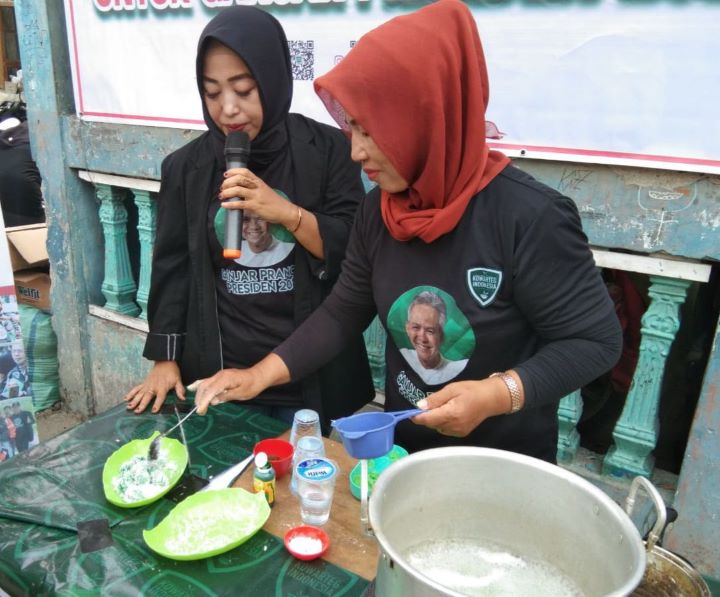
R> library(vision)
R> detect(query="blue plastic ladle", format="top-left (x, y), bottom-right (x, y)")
top-left (335, 409), bottom-right (423, 440)
top-left (331, 408), bottom-right (423, 460)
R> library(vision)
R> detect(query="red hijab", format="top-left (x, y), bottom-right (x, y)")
top-left (314, 0), bottom-right (510, 243)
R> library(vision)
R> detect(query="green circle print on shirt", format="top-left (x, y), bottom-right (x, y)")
top-left (214, 189), bottom-right (296, 247)
top-left (387, 286), bottom-right (475, 363)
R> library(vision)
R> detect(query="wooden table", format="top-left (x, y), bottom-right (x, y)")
top-left (235, 432), bottom-right (380, 581)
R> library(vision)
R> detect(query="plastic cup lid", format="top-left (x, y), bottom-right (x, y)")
top-left (297, 436), bottom-right (323, 451)
top-left (294, 409), bottom-right (319, 424)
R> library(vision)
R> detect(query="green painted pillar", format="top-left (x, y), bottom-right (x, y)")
top-left (132, 189), bottom-right (157, 320)
top-left (603, 276), bottom-right (690, 478)
top-left (97, 184), bottom-right (140, 317)
top-left (557, 390), bottom-right (582, 462)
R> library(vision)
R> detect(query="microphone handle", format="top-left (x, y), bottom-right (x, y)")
top-left (223, 158), bottom-right (247, 259)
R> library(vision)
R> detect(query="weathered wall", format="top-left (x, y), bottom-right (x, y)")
top-left (666, 316), bottom-right (720, 578)
top-left (15, 1), bottom-right (98, 415)
top-left (87, 318), bottom-right (150, 415)
top-left (519, 161), bottom-right (720, 261)
top-left (62, 118), bottom-right (198, 180)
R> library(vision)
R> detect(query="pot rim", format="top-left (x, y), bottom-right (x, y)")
top-left (369, 446), bottom-right (646, 597)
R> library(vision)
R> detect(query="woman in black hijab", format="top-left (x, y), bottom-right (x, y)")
top-left (124, 6), bottom-right (374, 430)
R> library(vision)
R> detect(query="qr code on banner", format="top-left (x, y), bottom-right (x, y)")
top-left (288, 40), bottom-right (314, 81)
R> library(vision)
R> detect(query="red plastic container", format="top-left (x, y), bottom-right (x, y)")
top-left (253, 438), bottom-right (294, 478)
top-left (284, 525), bottom-right (330, 561)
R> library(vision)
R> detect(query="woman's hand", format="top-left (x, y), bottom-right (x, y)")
top-left (124, 361), bottom-right (185, 414)
top-left (220, 167), bottom-right (296, 228)
top-left (190, 368), bottom-right (263, 415)
top-left (220, 167), bottom-right (324, 259)
top-left (191, 354), bottom-right (292, 416)
top-left (412, 373), bottom-right (521, 437)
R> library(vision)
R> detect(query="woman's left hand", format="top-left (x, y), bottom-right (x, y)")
top-left (412, 378), bottom-right (510, 437)
top-left (220, 167), bottom-right (296, 227)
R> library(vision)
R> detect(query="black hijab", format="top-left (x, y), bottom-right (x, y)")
top-left (196, 6), bottom-right (293, 177)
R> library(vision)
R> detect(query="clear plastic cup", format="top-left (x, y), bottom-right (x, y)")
top-left (289, 409), bottom-right (322, 448)
top-left (295, 457), bottom-right (338, 526)
top-left (290, 435), bottom-right (326, 495)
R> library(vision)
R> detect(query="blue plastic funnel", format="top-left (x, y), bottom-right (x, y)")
top-left (331, 409), bottom-right (423, 459)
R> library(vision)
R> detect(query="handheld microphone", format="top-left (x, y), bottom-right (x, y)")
top-left (223, 131), bottom-right (251, 259)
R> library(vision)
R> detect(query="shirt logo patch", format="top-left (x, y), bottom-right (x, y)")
top-left (467, 268), bottom-right (502, 307)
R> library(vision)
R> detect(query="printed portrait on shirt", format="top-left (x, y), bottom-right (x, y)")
top-left (235, 212), bottom-right (295, 267)
top-left (214, 189), bottom-right (296, 268)
top-left (387, 286), bottom-right (475, 386)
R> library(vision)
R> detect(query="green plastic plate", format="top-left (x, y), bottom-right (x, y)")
top-left (142, 488), bottom-right (271, 560)
top-left (102, 431), bottom-right (188, 508)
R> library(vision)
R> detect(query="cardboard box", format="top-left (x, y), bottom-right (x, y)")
top-left (14, 269), bottom-right (51, 311)
top-left (6, 224), bottom-right (49, 272)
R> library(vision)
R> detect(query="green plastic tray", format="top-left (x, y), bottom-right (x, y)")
top-left (349, 444), bottom-right (408, 500)
top-left (102, 431), bottom-right (188, 508)
top-left (143, 488), bottom-right (271, 560)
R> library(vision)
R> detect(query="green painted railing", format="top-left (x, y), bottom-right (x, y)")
top-left (81, 172), bottom-right (713, 480)
top-left (603, 277), bottom-right (691, 477)
top-left (96, 183), bottom-right (139, 317)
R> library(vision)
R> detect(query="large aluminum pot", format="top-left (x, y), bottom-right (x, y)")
top-left (370, 447), bottom-right (646, 596)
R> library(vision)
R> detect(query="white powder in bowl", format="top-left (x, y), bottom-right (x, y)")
top-left (288, 535), bottom-right (324, 556)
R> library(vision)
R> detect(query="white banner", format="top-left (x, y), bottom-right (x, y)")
top-left (64, 0), bottom-right (720, 174)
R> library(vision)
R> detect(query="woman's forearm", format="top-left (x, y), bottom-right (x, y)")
top-left (254, 352), bottom-right (292, 389)
top-left (515, 315), bottom-right (622, 408)
top-left (283, 206), bottom-right (324, 259)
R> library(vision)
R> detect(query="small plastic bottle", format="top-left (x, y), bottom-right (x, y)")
top-left (253, 451), bottom-right (276, 507)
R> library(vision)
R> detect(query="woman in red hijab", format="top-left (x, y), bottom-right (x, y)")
top-left (194, 0), bottom-right (621, 463)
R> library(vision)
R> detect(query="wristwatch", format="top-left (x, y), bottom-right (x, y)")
top-left (490, 372), bottom-right (523, 414)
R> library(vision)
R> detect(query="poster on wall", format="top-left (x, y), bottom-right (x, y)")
top-left (62, 0), bottom-right (719, 174)
top-left (0, 210), bottom-right (38, 462)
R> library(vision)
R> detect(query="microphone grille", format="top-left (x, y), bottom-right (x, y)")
top-left (225, 130), bottom-right (250, 154)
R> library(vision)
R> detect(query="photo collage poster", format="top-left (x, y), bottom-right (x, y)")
top-left (0, 210), bottom-right (38, 462)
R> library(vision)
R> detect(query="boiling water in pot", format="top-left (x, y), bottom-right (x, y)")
top-left (403, 538), bottom-right (585, 597)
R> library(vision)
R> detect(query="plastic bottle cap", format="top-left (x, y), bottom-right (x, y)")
top-left (255, 451), bottom-right (268, 468)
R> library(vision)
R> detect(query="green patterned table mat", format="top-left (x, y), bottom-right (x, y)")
top-left (0, 519), bottom-right (368, 596)
top-left (0, 403), bottom-right (369, 596)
